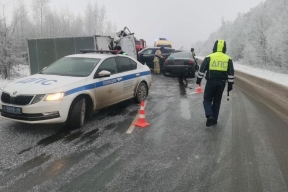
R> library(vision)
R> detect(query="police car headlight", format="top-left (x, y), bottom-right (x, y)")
top-left (45, 93), bottom-right (64, 101)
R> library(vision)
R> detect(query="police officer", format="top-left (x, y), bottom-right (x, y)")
top-left (153, 47), bottom-right (165, 74)
top-left (191, 48), bottom-right (199, 71)
top-left (191, 48), bottom-right (196, 57)
top-left (196, 39), bottom-right (234, 127)
top-left (115, 46), bottom-right (128, 55)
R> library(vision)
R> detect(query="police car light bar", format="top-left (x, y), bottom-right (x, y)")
top-left (79, 49), bottom-right (118, 54)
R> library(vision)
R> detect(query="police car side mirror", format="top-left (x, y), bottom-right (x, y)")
top-left (94, 70), bottom-right (111, 78)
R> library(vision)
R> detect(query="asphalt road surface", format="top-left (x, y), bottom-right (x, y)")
top-left (1, 73), bottom-right (288, 192)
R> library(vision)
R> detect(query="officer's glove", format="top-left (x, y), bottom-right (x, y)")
top-left (228, 82), bottom-right (233, 92)
top-left (196, 78), bottom-right (201, 85)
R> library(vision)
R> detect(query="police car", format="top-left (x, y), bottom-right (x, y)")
top-left (0, 50), bottom-right (152, 128)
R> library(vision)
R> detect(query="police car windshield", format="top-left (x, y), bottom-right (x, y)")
top-left (41, 57), bottom-right (101, 77)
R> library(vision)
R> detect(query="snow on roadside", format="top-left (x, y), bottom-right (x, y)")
top-left (196, 56), bottom-right (288, 88)
top-left (234, 62), bottom-right (288, 88)
top-left (0, 64), bottom-right (30, 88)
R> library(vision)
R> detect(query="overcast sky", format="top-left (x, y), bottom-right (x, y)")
top-left (2, 0), bottom-right (264, 50)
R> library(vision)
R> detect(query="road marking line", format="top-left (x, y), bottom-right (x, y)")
top-left (126, 114), bottom-right (139, 134)
top-left (126, 101), bottom-right (148, 134)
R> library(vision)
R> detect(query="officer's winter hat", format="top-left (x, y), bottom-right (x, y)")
top-left (115, 46), bottom-right (122, 50)
top-left (213, 39), bottom-right (226, 53)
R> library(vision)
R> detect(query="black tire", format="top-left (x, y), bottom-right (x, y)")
top-left (66, 97), bottom-right (86, 129)
top-left (134, 82), bottom-right (148, 103)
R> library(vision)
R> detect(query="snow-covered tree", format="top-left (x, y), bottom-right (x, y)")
top-left (0, 0), bottom-right (118, 78)
top-left (265, 0), bottom-right (288, 72)
top-left (98, 5), bottom-right (106, 35)
top-left (0, 0), bottom-right (26, 79)
top-left (84, 2), bottom-right (93, 35)
top-left (196, 0), bottom-right (288, 73)
top-left (32, 0), bottom-right (50, 37)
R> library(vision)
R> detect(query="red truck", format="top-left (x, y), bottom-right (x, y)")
top-left (135, 38), bottom-right (146, 52)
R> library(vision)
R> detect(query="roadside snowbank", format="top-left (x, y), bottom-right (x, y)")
top-left (196, 56), bottom-right (288, 88)
top-left (0, 64), bottom-right (30, 88)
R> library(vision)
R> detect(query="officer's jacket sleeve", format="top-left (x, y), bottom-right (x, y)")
top-left (196, 57), bottom-right (210, 82)
top-left (155, 50), bottom-right (163, 58)
top-left (227, 59), bottom-right (235, 84)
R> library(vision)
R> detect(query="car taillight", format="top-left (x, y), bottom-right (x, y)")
top-left (188, 60), bottom-right (194, 65)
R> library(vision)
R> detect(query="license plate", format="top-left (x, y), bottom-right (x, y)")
top-left (2, 105), bottom-right (22, 115)
top-left (174, 61), bottom-right (184, 65)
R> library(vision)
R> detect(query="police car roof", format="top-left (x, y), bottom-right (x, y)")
top-left (66, 53), bottom-right (116, 59)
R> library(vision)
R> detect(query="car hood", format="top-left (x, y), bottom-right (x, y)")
top-left (2, 74), bottom-right (87, 95)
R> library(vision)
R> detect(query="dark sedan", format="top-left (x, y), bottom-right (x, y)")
top-left (138, 47), bottom-right (175, 69)
top-left (163, 52), bottom-right (198, 78)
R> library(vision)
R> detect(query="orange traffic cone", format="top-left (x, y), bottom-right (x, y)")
top-left (134, 101), bottom-right (150, 128)
top-left (196, 84), bottom-right (203, 93)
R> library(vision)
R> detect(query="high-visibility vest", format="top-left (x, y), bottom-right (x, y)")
top-left (207, 52), bottom-right (230, 72)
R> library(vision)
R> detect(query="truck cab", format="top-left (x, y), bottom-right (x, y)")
top-left (135, 39), bottom-right (146, 52)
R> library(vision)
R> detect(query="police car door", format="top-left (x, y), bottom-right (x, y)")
top-left (116, 56), bottom-right (139, 100)
top-left (94, 57), bottom-right (123, 109)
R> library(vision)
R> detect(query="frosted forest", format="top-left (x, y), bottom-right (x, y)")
top-left (195, 0), bottom-right (288, 74)
top-left (0, 0), bottom-right (117, 79)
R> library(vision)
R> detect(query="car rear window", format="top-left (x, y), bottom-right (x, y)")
top-left (142, 49), bottom-right (154, 55)
top-left (162, 49), bottom-right (175, 54)
top-left (169, 52), bottom-right (192, 58)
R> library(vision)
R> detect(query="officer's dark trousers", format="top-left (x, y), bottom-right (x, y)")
top-left (203, 79), bottom-right (226, 121)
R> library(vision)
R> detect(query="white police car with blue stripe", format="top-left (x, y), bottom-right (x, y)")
top-left (0, 51), bottom-right (152, 128)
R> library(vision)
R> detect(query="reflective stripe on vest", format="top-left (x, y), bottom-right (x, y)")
top-left (123, 52), bottom-right (128, 55)
top-left (208, 52), bottom-right (230, 71)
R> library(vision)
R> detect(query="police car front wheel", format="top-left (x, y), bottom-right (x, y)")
top-left (134, 82), bottom-right (148, 103)
top-left (66, 97), bottom-right (86, 128)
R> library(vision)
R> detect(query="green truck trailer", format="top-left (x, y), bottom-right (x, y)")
top-left (27, 31), bottom-right (138, 75)
top-left (26, 35), bottom-right (114, 75)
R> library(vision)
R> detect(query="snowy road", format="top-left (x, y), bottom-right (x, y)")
top-left (1, 72), bottom-right (288, 191)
